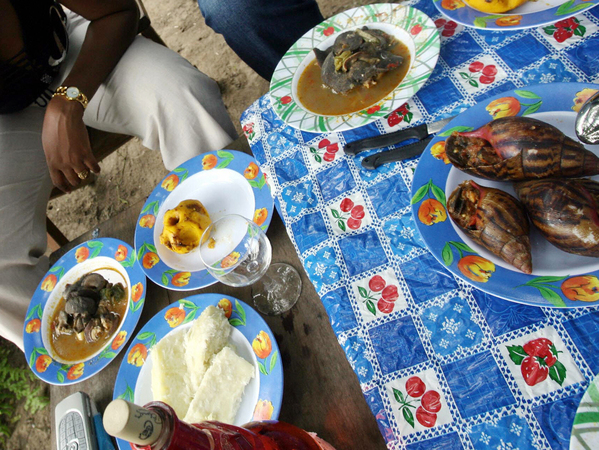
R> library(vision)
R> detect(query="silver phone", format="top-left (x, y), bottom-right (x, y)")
top-left (55, 391), bottom-right (98, 450)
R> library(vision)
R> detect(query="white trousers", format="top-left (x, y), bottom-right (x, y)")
top-left (0, 12), bottom-right (237, 349)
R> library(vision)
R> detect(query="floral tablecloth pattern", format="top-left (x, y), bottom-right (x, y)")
top-left (240, 1), bottom-right (599, 448)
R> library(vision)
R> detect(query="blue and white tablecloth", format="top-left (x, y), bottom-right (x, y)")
top-left (240, 1), bottom-right (599, 448)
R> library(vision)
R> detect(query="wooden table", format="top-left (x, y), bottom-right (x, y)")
top-left (49, 137), bottom-right (387, 450)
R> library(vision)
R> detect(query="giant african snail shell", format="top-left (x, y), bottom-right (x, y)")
top-left (446, 116), bottom-right (599, 181)
top-left (448, 180), bottom-right (532, 274)
top-left (515, 178), bottom-right (599, 257)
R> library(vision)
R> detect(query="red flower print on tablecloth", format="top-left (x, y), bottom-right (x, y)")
top-left (392, 373), bottom-right (448, 433)
top-left (434, 18), bottom-right (458, 38)
top-left (331, 197), bottom-right (366, 232)
top-left (502, 328), bottom-right (584, 399)
top-left (357, 273), bottom-right (400, 316)
top-left (460, 61), bottom-right (498, 88)
top-left (310, 138), bottom-right (340, 164)
top-left (508, 337), bottom-right (566, 387)
top-left (387, 103), bottom-right (413, 128)
top-left (243, 122), bottom-right (255, 141)
top-left (544, 17), bottom-right (586, 43)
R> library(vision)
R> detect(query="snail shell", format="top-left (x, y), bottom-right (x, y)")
top-left (448, 180), bottom-right (532, 274)
top-left (515, 178), bottom-right (599, 257)
top-left (446, 117), bottom-right (599, 181)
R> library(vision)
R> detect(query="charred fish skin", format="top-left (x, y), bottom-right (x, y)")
top-left (316, 26), bottom-right (403, 95)
top-left (448, 180), bottom-right (532, 274)
top-left (446, 117), bottom-right (599, 181)
top-left (516, 178), bottom-right (599, 257)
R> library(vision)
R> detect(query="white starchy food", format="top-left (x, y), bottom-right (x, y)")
top-left (183, 346), bottom-right (255, 424)
top-left (184, 305), bottom-right (231, 392)
top-left (151, 305), bottom-right (255, 425)
top-left (150, 329), bottom-right (192, 418)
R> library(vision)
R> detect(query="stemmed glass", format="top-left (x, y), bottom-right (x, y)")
top-left (198, 214), bottom-right (302, 315)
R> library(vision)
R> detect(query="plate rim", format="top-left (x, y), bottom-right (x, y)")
top-left (269, 2), bottom-right (441, 132)
top-left (411, 81), bottom-right (599, 308)
top-left (23, 237), bottom-right (146, 385)
top-left (112, 293), bottom-right (284, 450)
top-left (434, 0), bottom-right (599, 31)
top-left (570, 371), bottom-right (599, 450)
top-left (134, 149), bottom-right (274, 291)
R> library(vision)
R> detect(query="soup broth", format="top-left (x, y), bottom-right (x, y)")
top-left (297, 40), bottom-right (411, 116)
top-left (49, 268), bottom-right (128, 362)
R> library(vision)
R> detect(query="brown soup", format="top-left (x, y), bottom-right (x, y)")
top-left (297, 40), bottom-right (411, 116)
top-left (49, 268), bottom-right (128, 362)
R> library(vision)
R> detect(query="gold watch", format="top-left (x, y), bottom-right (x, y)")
top-left (53, 86), bottom-right (89, 109)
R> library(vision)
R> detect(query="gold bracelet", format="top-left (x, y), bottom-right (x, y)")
top-left (52, 86), bottom-right (89, 109)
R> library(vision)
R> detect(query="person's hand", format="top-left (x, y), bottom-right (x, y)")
top-left (41, 97), bottom-right (101, 193)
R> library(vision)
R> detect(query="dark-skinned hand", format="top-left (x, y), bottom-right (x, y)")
top-left (41, 96), bottom-right (101, 193)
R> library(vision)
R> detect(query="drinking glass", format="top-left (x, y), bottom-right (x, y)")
top-left (198, 214), bottom-right (301, 315)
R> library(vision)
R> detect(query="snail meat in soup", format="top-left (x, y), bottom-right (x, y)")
top-left (297, 26), bottom-right (411, 116)
top-left (448, 180), bottom-right (532, 274)
top-left (446, 117), bottom-right (599, 181)
top-left (515, 178), bottom-right (599, 257)
top-left (50, 270), bottom-right (127, 362)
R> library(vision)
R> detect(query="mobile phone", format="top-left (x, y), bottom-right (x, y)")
top-left (55, 391), bottom-right (98, 450)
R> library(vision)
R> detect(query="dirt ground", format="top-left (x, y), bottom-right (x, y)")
top-left (5, 0), bottom-right (381, 448)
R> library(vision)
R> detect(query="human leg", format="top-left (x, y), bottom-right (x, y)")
top-left (62, 12), bottom-right (237, 171)
top-left (0, 107), bottom-right (53, 350)
top-left (197, 0), bottom-right (324, 80)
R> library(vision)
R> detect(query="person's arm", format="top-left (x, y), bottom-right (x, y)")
top-left (42, 0), bottom-right (139, 192)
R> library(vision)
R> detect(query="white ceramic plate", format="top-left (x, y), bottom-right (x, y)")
top-left (570, 372), bottom-right (599, 450)
top-left (134, 150), bottom-right (274, 291)
top-left (435, 0), bottom-right (599, 31)
top-left (411, 82), bottom-right (599, 307)
top-left (270, 3), bottom-right (440, 132)
top-left (113, 294), bottom-right (283, 450)
top-left (153, 168), bottom-right (255, 273)
top-left (134, 325), bottom-right (260, 424)
top-left (24, 238), bottom-right (146, 385)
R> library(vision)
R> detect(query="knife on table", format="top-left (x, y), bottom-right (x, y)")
top-left (361, 136), bottom-right (434, 170)
top-left (344, 116), bottom-right (456, 156)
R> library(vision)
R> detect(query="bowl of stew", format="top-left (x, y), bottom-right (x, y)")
top-left (40, 255), bottom-right (131, 365)
top-left (268, 3), bottom-right (440, 132)
top-left (293, 22), bottom-right (415, 117)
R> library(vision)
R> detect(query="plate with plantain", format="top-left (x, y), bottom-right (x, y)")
top-left (411, 82), bottom-right (599, 307)
top-left (435, 0), bottom-right (599, 31)
top-left (134, 150), bottom-right (274, 291)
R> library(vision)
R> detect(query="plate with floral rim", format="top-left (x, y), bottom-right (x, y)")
top-left (570, 372), bottom-right (599, 450)
top-left (269, 3), bottom-right (440, 133)
top-left (134, 149), bottom-right (274, 291)
top-left (411, 82), bottom-right (599, 308)
top-left (113, 293), bottom-right (283, 450)
top-left (23, 238), bottom-right (146, 385)
top-left (434, 0), bottom-right (599, 30)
